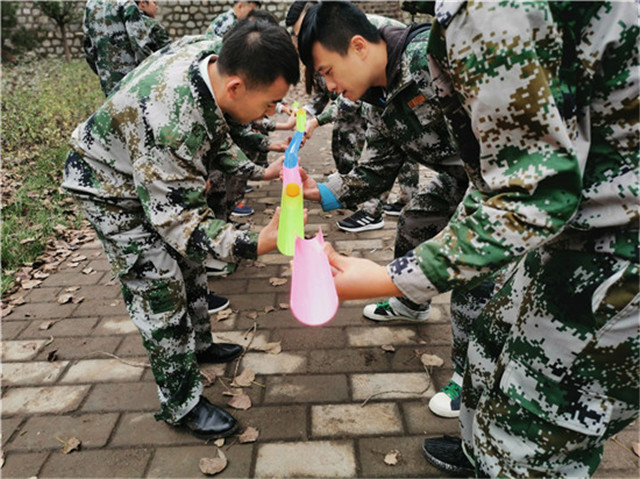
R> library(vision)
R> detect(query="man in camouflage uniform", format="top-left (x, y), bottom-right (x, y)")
top-left (205, 1), bottom-right (261, 39)
top-left (297, 2), bottom-right (467, 321)
top-left (137, 0), bottom-right (170, 52)
top-left (321, 1), bottom-right (639, 476)
top-left (287, 2), bottom-right (419, 232)
top-left (63, 22), bottom-right (299, 438)
top-left (83, 0), bottom-right (171, 96)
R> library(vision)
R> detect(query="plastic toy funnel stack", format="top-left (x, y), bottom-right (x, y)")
top-left (290, 229), bottom-right (339, 326)
top-left (277, 106), bottom-right (307, 256)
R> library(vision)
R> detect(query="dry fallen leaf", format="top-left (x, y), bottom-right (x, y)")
top-left (215, 309), bottom-right (233, 321)
top-left (32, 271), bottom-right (50, 280)
top-left (1, 305), bottom-right (13, 317)
top-left (384, 449), bottom-right (402, 466)
top-left (39, 320), bottom-right (57, 330)
top-left (72, 296), bottom-right (85, 304)
top-left (420, 353), bottom-right (444, 367)
top-left (57, 293), bottom-right (73, 304)
top-left (381, 344), bottom-right (396, 353)
top-left (21, 280), bottom-right (42, 290)
top-left (227, 393), bottom-right (252, 410)
top-left (19, 237), bottom-right (36, 245)
top-left (213, 438), bottom-right (225, 447)
top-left (64, 286), bottom-right (80, 292)
top-left (238, 426), bottom-right (259, 443)
top-left (253, 261), bottom-right (266, 268)
top-left (247, 311), bottom-right (259, 320)
top-left (278, 303), bottom-right (289, 310)
top-left (11, 296), bottom-right (26, 305)
top-left (632, 442), bottom-right (640, 457)
top-left (233, 369), bottom-right (255, 387)
top-left (57, 436), bottom-right (81, 454)
top-left (269, 277), bottom-right (288, 287)
top-left (263, 306), bottom-right (275, 314)
top-left (253, 341), bottom-right (281, 354)
top-left (82, 267), bottom-right (94, 275)
top-left (222, 387), bottom-right (243, 397)
top-left (199, 449), bottom-right (227, 475)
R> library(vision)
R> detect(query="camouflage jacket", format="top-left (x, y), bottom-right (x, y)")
top-left (205, 9), bottom-right (237, 38)
top-left (390, 1), bottom-right (639, 303)
top-left (63, 39), bottom-right (267, 265)
top-left (83, 0), bottom-right (171, 96)
top-left (321, 23), bottom-right (463, 210)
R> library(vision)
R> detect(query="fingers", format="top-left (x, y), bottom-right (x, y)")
top-left (323, 242), bottom-right (344, 272)
top-left (299, 167), bottom-right (308, 181)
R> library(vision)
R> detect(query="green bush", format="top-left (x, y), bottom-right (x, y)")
top-left (1, 58), bottom-right (104, 296)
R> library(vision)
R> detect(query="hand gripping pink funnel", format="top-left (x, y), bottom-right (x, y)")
top-left (290, 228), bottom-right (339, 326)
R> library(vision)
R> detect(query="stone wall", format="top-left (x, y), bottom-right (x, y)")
top-left (7, 1), bottom-right (430, 60)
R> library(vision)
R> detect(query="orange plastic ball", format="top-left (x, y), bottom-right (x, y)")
top-left (285, 183), bottom-right (300, 197)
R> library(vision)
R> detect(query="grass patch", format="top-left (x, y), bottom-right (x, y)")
top-left (2, 58), bottom-right (104, 296)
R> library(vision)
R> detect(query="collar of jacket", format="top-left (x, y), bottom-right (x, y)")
top-left (360, 23), bottom-right (429, 107)
top-left (189, 51), bottom-right (230, 140)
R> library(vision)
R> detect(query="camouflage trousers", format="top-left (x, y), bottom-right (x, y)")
top-left (332, 108), bottom-right (419, 217)
top-left (460, 238), bottom-right (640, 477)
top-left (80, 198), bottom-right (212, 424)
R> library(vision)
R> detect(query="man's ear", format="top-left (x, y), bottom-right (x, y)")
top-left (350, 35), bottom-right (368, 59)
top-left (225, 76), bottom-right (245, 100)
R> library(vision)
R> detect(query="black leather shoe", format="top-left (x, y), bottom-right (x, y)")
top-left (179, 396), bottom-right (238, 440)
top-left (196, 343), bottom-right (244, 364)
top-left (422, 436), bottom-right (475, 477)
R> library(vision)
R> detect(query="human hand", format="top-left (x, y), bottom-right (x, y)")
top-left (299, 167), bottom-right (320, 201)
top-left (257, 206), bottom-right (309, 255)
top-left (279, 103), bottom-right (293, 116)
top-left (323, 242), bottom-right (403, 301)
top-left (304, 117), bottom-right (320, 140)
top-left (268, 141), bottom-right (289, 152)
top-left (262, 156), bottom-right (284, 180)
top-left (276, 115), bottom-right (296, 131)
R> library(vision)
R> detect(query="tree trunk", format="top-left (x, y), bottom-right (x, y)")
top-left (61, 23), bottom-right (70, 62)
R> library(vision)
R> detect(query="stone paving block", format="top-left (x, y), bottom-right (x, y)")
top-left (87, 258), bottom-right (111, 271)
top-left (247, 278), bottom-right (289, 294)
top-left (2, 416), bottom-right (23, 445)
top-left (347, 326), bottom-right (419, 347)
top-left (0, 321), bottom-right (28, 340)
top-left (357, 435), bottom-right (445, 478)
top-left (147, 444), bottom-right (254, 478)
top-left (415, 323), bottom-right (453, 346)
top-left (33, 336), bottom-right (122, 361)
top-left (2, 361), bottom-right (69, 386)
top-left (308, 347), bottom-right (392, 374)
top-left (255, 254), bottom-right (291, 265)
top-left (241, 352), bottom-right (307, 375)
top-left (82, 381), bottom-right (159, 412)
top-left (402, 400), bottom-right (462, 437)
top-left (23, 286), bottom-right (63, 303)
top-left (72, 284), bottom-right (122, 300)
top-left (2, 385), bottom-right (90, 416)
top-left (334, 238), bottom-right (385, 251)
top-left (2, 339), bottom-right (48, 361)
top-left (39, 447), bottom-right (152, 478)
top-left (41, 271), bottom-right (106, 287)
top-left (212, 330), bottom-right (271, 350)
top-left (255, 440), bottom-right (357, 478)
top-left (20, 317), bottom-right (98, 338)
top-left (597, 422), bottom-right (640, 473)
top-left (224, 293), bottom-right (276, 311)
top-left (4, 413), bottom-right (119, 451)
top-left (93, 316), bottom-right (137, 335)
top-left (312, 403), bottom-right (403, 437)
top-left (272, 327), bottom-right (347, 351)
top-left (209, 278), bottom-right (249, 295)
top-left (72, 298), bottom-right (128, 317)
top-left (5, 301), bottom-right (78, 321)
top-left (1, 451), bottom-right (49, 478)
top-left (233, 404), bottom-right (307, 441)
top-left (110, 412), bottom-right (203, 447)
top-left (115, 334), bottom-right (147, 356)
top-left (431, 291), bottom-right (452, 304)
top-left (60, 358), bottom-right (146, 383)
top-left (387, 346), bottom-right (447, 376)
top-left (265, 374), bottom-right (349, 403)
top-left (351, 372), bottom-right (436, 401)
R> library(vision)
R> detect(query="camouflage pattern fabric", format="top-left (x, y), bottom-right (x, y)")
top-left (205, 9), bottom-right (237, 38)
top-left (83, 0), bottom-right (171, 96)
top-left (388, 1), bottom-right (639, 475)
top-left (63, 39), bottom-right (269, 423)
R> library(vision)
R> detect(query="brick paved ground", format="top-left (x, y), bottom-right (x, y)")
top-left (2, 95), bottom-right (638, 478)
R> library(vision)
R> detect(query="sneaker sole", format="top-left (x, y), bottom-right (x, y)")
top-left (383, 209), bottom-right (402, 216)
top-left (230, 212), bottom-right (254, 217)
top-left (422, 440), bottom-right (474, 477)
top-left (208, 299), bottom-right (230, 314)
top-left (207, 270), bottom-right (230, 277)
top-left (428, 404), bottom-right (461, 418)
top-left (336, 220), bottom-right (384, 233)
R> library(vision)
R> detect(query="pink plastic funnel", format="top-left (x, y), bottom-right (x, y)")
top-left (290, 228), bottom-right (339, 326)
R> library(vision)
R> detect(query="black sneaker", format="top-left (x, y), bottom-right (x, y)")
top-left (382, 202), bottom-right (405, 216)
top-left (245, 184), bottom-right (254, 193)
top-left (336, 210), bottom-right (384, 232)
top-left (207, 293), bottom-right (230, 314)
top-left (422, 436), bottom-right (475, 477)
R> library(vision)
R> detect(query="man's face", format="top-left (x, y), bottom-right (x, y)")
top-left (230, 76), bottom-right (289, 124)
top-left (236, 2), bottom-right (259, 20)
top-left (312, 41), bottom-right (370, 101)
top-left (139, 0), bottom-right (157, 18)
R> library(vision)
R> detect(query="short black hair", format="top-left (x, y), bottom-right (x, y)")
top-left (285, 1), bottom-right (316, 27)
top-left (298, 1), bottom-right (380, 69)
top-left (218, 20), bottom-right (299, 89)
top-left (246, 8), bottom-right (278, 25)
